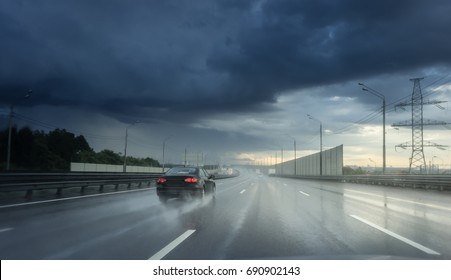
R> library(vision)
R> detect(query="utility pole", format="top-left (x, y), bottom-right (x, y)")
top-left (7, 90), bottom-right (32, 171)
top-left (123, 121), bottom-right (139, 172)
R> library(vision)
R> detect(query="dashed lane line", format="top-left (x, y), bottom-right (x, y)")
top-left (149, 230), bottom-right (196, 260)
top-left (216, 177), bottom-right (252, 195)
top-left (299, 191), bottom-right (310, 197)
top-left (0, 228), bottom-right (14, 233)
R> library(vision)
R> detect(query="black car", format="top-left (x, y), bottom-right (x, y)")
top-left (156, 166), bottom-right (216, 203)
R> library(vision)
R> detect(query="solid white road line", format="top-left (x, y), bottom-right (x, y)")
top-left (149, 229), bottom-right (196, 260)
top-left (240, 189), bottom-right (246, 194)
top-left (299, 191), bottom-right (310, 197)
top-left (345, 189), bottom-right (451, 212)
top-left (350, 214), bottom-right (440, 255)
top-left (0, 228), bottom-right (14, 233)
top-left (0, 188), bottom-right (154, 209)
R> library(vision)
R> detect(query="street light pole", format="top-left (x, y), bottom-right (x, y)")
top-left (359, 83), bottom-right (386, 174)
top-left (6, 104), bottom-right (14, 171)
top-left (162, 136), bottom-right (171, 173)
top-left (286, 135), bottom-right (296, 175)
top-left (7, 90), bottom-right (32, 171)
top-left (275, 151), bottom-right (277, 169)
top-left (123, 121), bottom-right (139, 173)
top-left (307, 114), bottom-right (323, 176)
top-left (369, 158), bottom-right (376, 171)
top-left (319, 122), bottom-right (322, 176)
top-left (281, 147), bottom-right (284, 175)
top-left (273, 144), bottom-right (283, 175)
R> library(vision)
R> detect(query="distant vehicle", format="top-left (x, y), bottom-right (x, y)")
top-left (156, 166), bottom-right (216, 203)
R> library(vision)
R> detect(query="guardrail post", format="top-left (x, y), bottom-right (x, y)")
top-left (56, 187), bottom-right (62, 196)
top-left (99, 185), bottom-right (104, 192)
top-left (26, 189), bottom-right (33, 198)
top-left (127, 183), bottom-right (131, 190)
top-left (80, 186), bottom-right (86, 194)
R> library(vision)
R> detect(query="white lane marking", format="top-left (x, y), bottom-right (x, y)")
top-left (350, 214), bottom-right (440, 255)
top-left (283, 183), bottom-right (287, 186)
top-left (345, 189), bottom-right (451, 212)
top-left (299, 191), bottom-right (310, 197)
top-left (0, 188), bottom-right (154, 209)
top-left (0, 228), bottom-right (14, 233)
top-left (149, 229), bottom-right (196, 260)
top-left (216, 178), bottom-right (252, 195)
top-left (240, 189), bottom-right (246, 194)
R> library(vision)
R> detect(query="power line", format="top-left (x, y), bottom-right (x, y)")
top-left (333, 107), bottom-right (383, 134)
top-left (333, 73), bottom-right (451, 135)
top-left (386, 74), bottom-right (451, 110)
top-left (127, 137), bottom-right (161, 150)
top-left (12, 113), bottom-right (123, 141)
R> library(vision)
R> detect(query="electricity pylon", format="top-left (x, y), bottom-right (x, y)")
top-left (392, 78), bottom-right (449, 174)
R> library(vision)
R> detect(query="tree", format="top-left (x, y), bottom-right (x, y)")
top-left (31, 134), bottom-right (67, 171)
top-left (95, 149), bottom-right (123, 165)
top-left (0, 127), bottom-right (160, 171)
top-left (15, 127), bottom-right (34, 168)
top-left (343, 166), bottom-right (367, 175)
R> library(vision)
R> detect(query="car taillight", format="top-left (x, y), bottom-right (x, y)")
top-left (184, 177), bottom-right (198, 183)
top-left (157, 178), bottom-right (167, 184)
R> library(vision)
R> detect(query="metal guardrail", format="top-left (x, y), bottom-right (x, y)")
top-left (277, 174), bottom-right (451, 191)
top-left (0, 170), bottom-right (239, 198)
top-left (0, 172), bottom-right (163, 198)
top-left (341, 174), bottom-right (451, 191)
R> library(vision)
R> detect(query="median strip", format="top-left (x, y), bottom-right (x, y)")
top-left (149, 229), bottom-right (196, 260)
top-left (350, 214), bottom-right (440, 255)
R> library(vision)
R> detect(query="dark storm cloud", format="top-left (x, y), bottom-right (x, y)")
top-left (1, 0), bottom-right (451, 123)
top-left (208, 0), bottom-right (451, 101)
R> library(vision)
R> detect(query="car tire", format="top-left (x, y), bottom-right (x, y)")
top-left (159, 196), bottom-right (168, 203)
top-left (199, 187), bottom-right (206, 199)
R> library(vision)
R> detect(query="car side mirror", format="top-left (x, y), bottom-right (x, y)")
top-left (209, 174), bottom-right (215, 180)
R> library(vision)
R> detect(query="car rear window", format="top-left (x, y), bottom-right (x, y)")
top-left (166, 167), bottom-right (198, 175)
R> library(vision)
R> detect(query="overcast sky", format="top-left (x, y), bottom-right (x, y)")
top-left (1, 0), bottom-right (451, 168)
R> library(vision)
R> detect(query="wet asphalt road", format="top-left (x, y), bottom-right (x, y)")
top-left (1, 169), bottom-right (450, 259)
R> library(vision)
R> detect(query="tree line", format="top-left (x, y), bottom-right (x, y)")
top-left (0, 127), bottom-right (160, 172)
